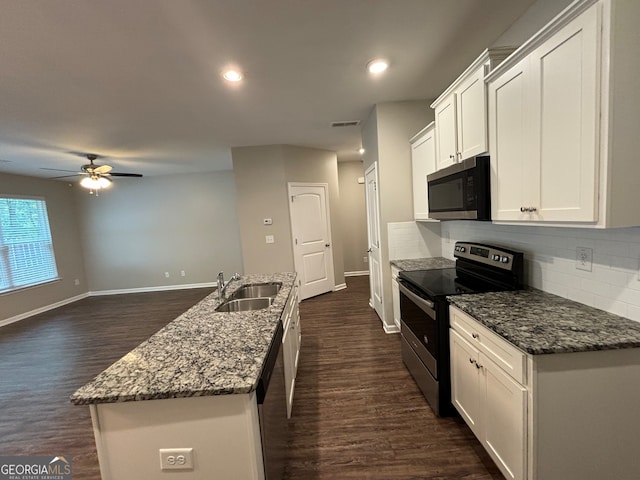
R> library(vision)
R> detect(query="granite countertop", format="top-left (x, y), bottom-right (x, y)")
top-left (448, 289), bottom-right (640, 355)
top-left (71, 272), bottom-right (296, 405)
top-left (390, 257), bottom-right (454, 271)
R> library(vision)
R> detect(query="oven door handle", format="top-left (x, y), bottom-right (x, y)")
top-left (398, 281), bottom-right (436, 317)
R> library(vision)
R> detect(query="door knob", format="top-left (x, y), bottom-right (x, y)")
top-left (325, 243), bottom-right (331, 247)
top-left (367, 248), bottom-right (372, 253)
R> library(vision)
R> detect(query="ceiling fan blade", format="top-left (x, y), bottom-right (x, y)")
top-left (94, 165), bottom-right (112, 174)
top-left (40, 167), bottom-right (79, 173)
top-left (109, 172), bottom-right (143, 177)
top-left (49, 174), bottom-right (83, 179)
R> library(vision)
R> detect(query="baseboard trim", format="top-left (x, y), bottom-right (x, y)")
top-left (89, 282), bottom-right (217, 296)
top-left (1, 283), bottom-right (218, 328)
top-left (1, 292), bottom-right (90, 328)
top-left (344, 270), bottom-right (369, 277)
top-left (383, 323), bottom-right (400, 334)
top-left (333, 283), bottom-right (347, 292)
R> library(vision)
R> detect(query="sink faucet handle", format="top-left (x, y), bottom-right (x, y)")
top-left (231, 272), bottom-right (241, 280)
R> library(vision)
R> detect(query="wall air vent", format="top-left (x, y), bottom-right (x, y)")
top-left (330, 120), bottom-right (361, 128)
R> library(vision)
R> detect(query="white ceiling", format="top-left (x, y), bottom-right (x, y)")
top-left (0, 0), bottom-right (536, 180)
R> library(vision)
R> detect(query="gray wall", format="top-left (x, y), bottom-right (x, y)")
top-left (338, 161), bottom-right (368, 274)
top-left (362, 101), bottom-right (434, 329)
top-left (0, 173), bottom-right (87, 321)
top-left (232, 144), bottom-right (346, 287)
top-left (492, 0), bottom-right (574, 47)
top-left (77, 171), bottom-right (243, 292)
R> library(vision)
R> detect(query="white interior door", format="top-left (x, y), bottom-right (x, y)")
top-left (364, 163), bottom-right (384, 321)
top-left (288, 183), bottom-right (335, 300)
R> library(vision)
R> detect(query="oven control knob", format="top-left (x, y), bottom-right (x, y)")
top-left (459, 247), bottom-right (466, 252)
top-left (500, 256), bottom-right (509, 263)
top-left (492, 254), bottom-right (500, 261)
top-left (454, 246), bottom-right (460, 251)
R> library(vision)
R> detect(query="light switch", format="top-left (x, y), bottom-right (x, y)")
top-left (263, 218), bottom-right (273, 225)
top-left (265, 235), bottom-right (275, 244)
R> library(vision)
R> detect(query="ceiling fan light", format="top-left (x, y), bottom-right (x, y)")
top-left (97, 176), bottom-right (112, 188)
top-left (80, 176), bottom-right (100, 189)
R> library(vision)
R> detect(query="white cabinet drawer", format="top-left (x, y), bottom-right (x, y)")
top-left (450, 306), bottom-right (526, 384)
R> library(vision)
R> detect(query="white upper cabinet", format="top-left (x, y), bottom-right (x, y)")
top-left (410, 122), bottom-right (436, 221)
top-left (489, 2), bottom-right (599, 223)
top-left (432, 48), bottom-right (515, 170)
top-left (433, 94), bottom-right (458, 169)
top-left (488, 0), bottom-right (640, 227)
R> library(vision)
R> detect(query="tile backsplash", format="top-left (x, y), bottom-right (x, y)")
top-left (440, 221), bottom-right (640, 323)
top-left (388, 221), bottom-right (442, 260)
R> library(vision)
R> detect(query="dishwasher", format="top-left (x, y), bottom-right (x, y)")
top-left (256, 321), bottom-right (287, 479)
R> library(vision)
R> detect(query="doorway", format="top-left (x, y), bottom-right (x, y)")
top-left (364, 163), bottom-right (384, 322)
top-left (288, 183), bottom-right (335, 300)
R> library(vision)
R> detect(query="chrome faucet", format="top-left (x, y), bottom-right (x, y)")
top-left (217, 271), bottom-right (240, 300)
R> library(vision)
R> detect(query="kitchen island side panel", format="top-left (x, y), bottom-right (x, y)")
top-left (91, 394), bottom-right (264, 480)
top-left (529, 348), bottom-right (640, 480)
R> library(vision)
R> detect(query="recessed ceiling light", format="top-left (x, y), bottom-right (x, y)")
top-left (358, 148), bottom-right (365, 155)
top-left (222, 70), bottom-right (243, 82)
top-left (367, 59), bottom-right (389, 74)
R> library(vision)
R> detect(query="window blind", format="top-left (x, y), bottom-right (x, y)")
top-left (0, 197), bottom-right (59, 294)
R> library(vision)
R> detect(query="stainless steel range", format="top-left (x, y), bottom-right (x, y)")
top-left (399, 242), bottom-right (523, 416)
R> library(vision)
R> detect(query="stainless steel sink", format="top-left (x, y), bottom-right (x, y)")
top-left (230, 282), bottom-right (282, 299)
top-left (215, 297), bottom-right (274, 312)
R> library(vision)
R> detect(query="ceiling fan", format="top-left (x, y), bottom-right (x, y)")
top-left (47, 153), bottom-right (143, 195)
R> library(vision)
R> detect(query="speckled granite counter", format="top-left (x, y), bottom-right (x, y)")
top-left (390, 257), bottom-right (454, 271)
top-left (448, 289), bottom-right (640, 355)
top-left (71, 272), bottom-right (296, 405)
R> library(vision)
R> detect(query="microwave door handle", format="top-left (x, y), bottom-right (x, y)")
top-left (398, 282), bottom-right (436, 317)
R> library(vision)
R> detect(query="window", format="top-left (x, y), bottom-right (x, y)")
top-left (0, 196), bottom-right (59, 294)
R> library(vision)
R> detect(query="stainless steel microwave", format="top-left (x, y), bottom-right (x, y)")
top-left (427, 156), bottom-right (491, 220)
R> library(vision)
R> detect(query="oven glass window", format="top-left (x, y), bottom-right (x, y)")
top-left (429, 177), bottom-right (464, 211)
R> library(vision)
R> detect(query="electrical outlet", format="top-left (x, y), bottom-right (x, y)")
top-left (263, 218), bottom-right (273, 225)
top-left (265, 235), bottom-right (275, 244)
top-left (444, 232), bottom-right (451, 244)
top-left (164, 272), bottom-right (170, 278)
top-left (576, 247), bottom-right (593, 272)
top-left (159, 448), bottom-right (194, 471)
top-left (363, 256), bottom-right (368, 264)
top-left (180, 270), bottom-right (186, 277)
top-left (74, 279), bottom-right (80, 286)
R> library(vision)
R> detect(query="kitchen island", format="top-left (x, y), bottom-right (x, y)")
top-left (448, 289), bottom-right (640, 480)
top-left (71, 272), bottom-right (298, 480)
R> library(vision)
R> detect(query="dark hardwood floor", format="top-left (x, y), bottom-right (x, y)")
top-left (285, 276), bottom-right (502, 479)
top-left (0, 288), bottom-right (215, 480)
top-left (0, 277), bottom-right (501, 479)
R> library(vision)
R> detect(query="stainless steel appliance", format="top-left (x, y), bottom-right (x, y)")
top-left (399, 242), bottom-right (523, 416)
top-left (427, 156), bottom-right (491, 220)
top-left (256, 322), bottom-right (287, 479)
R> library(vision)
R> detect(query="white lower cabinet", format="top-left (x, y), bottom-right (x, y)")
top-left (282, 284), bottom-right (301, 418)
top-left (450, 305), bottom-right (640, 479)
top-left (450, 329), bottom-right (526, 480)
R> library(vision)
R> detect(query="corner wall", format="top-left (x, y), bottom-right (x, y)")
top-left (0, 173), bottom-right (87, 321)
top-left (362, 101), bottom-right (434, 329)
top-left (232, 145), bottom-right (346, 286)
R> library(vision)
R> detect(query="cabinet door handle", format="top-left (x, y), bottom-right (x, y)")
top-left (449, 154), bottom-right (455, 159)
top-left (472, 333), bottom-right (479, 339)
top-left (325, 243), bottom-right (331, 247)
top-left (469, 358), bottom-right (476, 365)
top-left (475, 362), bottom-right (483, 369)
top-left (520, 206), bottom-right (538, 213)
